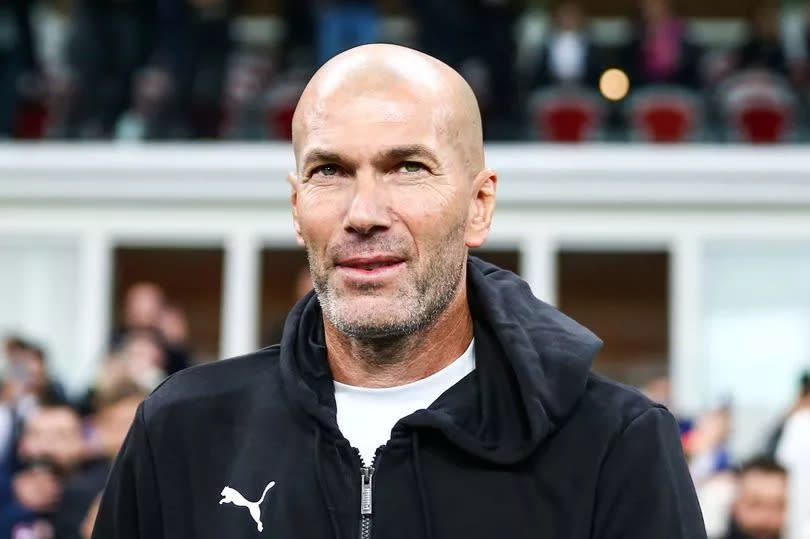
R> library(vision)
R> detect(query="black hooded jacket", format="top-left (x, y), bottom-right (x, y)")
top-left (93, 257), bottom-right (706, 538)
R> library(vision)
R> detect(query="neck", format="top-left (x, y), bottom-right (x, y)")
top-left (325, 279), bottom-right (474, 388)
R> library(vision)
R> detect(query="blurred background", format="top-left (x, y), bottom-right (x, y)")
top-left (1, 0), bottom-right (810, 537)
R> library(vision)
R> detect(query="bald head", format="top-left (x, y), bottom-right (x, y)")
top-left (292, 44), bottom-right (483, 174)
top-left (287, 45), bottom-right (498, 351)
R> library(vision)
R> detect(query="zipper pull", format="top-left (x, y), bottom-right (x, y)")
top-left (360, 467), bottom-right (374, 515)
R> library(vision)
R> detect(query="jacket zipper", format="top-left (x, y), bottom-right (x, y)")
top-left (359, 466), bottom-right (374, 539)
top-left (358, 447), bottom-right (384, 539)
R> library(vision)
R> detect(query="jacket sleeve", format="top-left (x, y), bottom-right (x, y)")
top-left (92, 402), bottom-right (164, 539)
top-left (592, 407), bottom-right (706, 539)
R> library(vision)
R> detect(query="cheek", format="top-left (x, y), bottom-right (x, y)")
top-left (297, 189), bottom-right (348, 245)
top-left (393, 187), bottom-right (465, 239)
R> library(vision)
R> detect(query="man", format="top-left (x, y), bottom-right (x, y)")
top-left (1, 405), bottom-right (86, 538)
top-left (93, 44), bottom-right (705, 538)
top-left (725, 456), bottom-right (788, 539)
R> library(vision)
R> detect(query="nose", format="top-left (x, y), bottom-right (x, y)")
top-left (344, 171), bottom-right (392, 236)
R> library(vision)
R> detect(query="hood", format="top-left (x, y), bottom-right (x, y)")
top-left (279, 256), bottom-right (602, 465)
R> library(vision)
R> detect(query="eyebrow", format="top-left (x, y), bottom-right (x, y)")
top-left (300, 144), bottom-right (440, 172)
top-left (373, 144), bottom-right (439, 165)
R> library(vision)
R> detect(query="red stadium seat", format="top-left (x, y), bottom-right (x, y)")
top-left (530, 87), bottom-right (604, 143)
top-left (14, 98), bottom-right (49, 139)
top-left (627, 87), bottom-right (701, 143)
top-left (716, 69), bottom-right (797, 144)
top-left (736, 104), bottom-right (789, 144)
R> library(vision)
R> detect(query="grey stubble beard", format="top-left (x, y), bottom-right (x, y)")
top-left (307, 219), bottom-right (467, 363)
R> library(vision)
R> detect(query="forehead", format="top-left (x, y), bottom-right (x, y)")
top-left (739, 471), bottom-right (786, 495)
top-left (297, 90), bottom-right (452, 161)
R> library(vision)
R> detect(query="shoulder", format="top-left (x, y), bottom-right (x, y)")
top-left (142, 345), bottom-right (282, 423)
top-left (575, 372), bottom-right (674, 438)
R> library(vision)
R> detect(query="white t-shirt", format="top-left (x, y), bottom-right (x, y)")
top-left (333, 340), bottom-right (475, 465)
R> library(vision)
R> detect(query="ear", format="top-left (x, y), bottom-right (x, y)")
top-left (288, 172), bottom-right (306, 247)
top-left (465, 168), bottom-right (497, 249)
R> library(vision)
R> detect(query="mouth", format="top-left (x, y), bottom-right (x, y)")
top-left (335, 255), bottom-right (406, 278)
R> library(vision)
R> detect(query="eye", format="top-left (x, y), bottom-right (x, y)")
top-left (396, 161), bottom-right (426, 173)
top-left (312, 164), bottom-right (340, 177)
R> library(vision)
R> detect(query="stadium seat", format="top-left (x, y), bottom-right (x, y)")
top-left (529, 87), bottom-right (604, 143)
top-left (626, 86), bottom-right (702, 143)
top-left (716, 69), bottom-right (798, 143)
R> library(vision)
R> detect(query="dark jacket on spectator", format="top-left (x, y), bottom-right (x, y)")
top-left (93, 258), bottom-right (706, 539)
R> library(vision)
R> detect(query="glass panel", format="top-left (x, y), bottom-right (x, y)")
top-left (0, 238), bottom-right (80, 393)
top-left (701, 241), bottom-right (810, 453)
top-left (557, 250), bottom-right (670, 386)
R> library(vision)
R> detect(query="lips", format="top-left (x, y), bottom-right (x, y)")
top-left (336, 255), bottom-right (405, 271)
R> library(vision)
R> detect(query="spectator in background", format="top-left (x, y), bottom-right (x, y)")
top-left (59, 0), bottom-right (155, 138)
top-left (622, 0), bottom-right (699, 88)
top-left (776, 371), bottom-right (810, 539)
top-left (531, 2), bottom-right (601, 89)
top-left (111, 282), bottom-right (192, 376)
top-left (687, 405), bottom-right (733, 486)
top-left (112, 282), bottom-right (165, 344)
top-left (0, 340), bottom-right (68, 470)
top-left (148, 0), bottom-right (235, 138)
top-left (314, 1), bottom-right (379, 67)
top-left (0, 0), bottom-right (39, 138)
top-left (157, 303), bottom-right (192, 375)
top-left (738, 3), bottom-right (789, 76)
top-left (52, 382), bottom-right (146, 539)
top-left (0, 405), bottom-right (86, 538)
top-left (724, 456), bottom-right (788, 539)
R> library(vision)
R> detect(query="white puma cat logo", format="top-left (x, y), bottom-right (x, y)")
top-left (219, 481), bottom-right (276, 532)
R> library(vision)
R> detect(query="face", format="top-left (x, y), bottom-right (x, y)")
top-left (291, 85), bottom-right (492, 341)
top-left (19, 408), bottom-right (85, 472)
top-left (733, 471), bottom-right (787, 539)
top-left (125, 283), bottom-right (164, 328)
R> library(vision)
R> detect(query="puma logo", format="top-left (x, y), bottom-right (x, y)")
top-left (219, 481), bottom-right (276, 532)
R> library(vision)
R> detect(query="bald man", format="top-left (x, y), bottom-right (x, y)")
top-left (93, 45), bottom-right (705, 539)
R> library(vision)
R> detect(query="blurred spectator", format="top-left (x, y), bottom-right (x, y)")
top-left (314, 1), bottom-right (379, 66)
top-left (776, 371), bottom-right (810, 539)
top-left (622, 0), bottom-right (700, 88)
top-left (111, 282), bottom-right (192, 376)
top-left (157, 303), bottom-right (192, 375)
top-left (531, 2), bottom-right (601, 89)
top-left (687, 405), bottom-right (733, 486)
top-left (58, 0), bottom-right (155, 138)
top-left (737, 3), bottom-right (789, 76)
top-left (724, 456), bottom-right (788, 539)
top-left (51, 382), bottom-right (145, 539)
top-left (0, 405), bottom-right (85, 538)
top-left (112, 282), bottom-right (165, 342)
top-left (0, 0), bottom-right (39, 137)
top-left (0, 339), bottom-right (68, 471)
top-left (147, 0), bottom-right (236, 138)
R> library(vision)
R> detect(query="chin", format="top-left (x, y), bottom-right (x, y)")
top-left (328, 298), bottom-right (416, 339)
